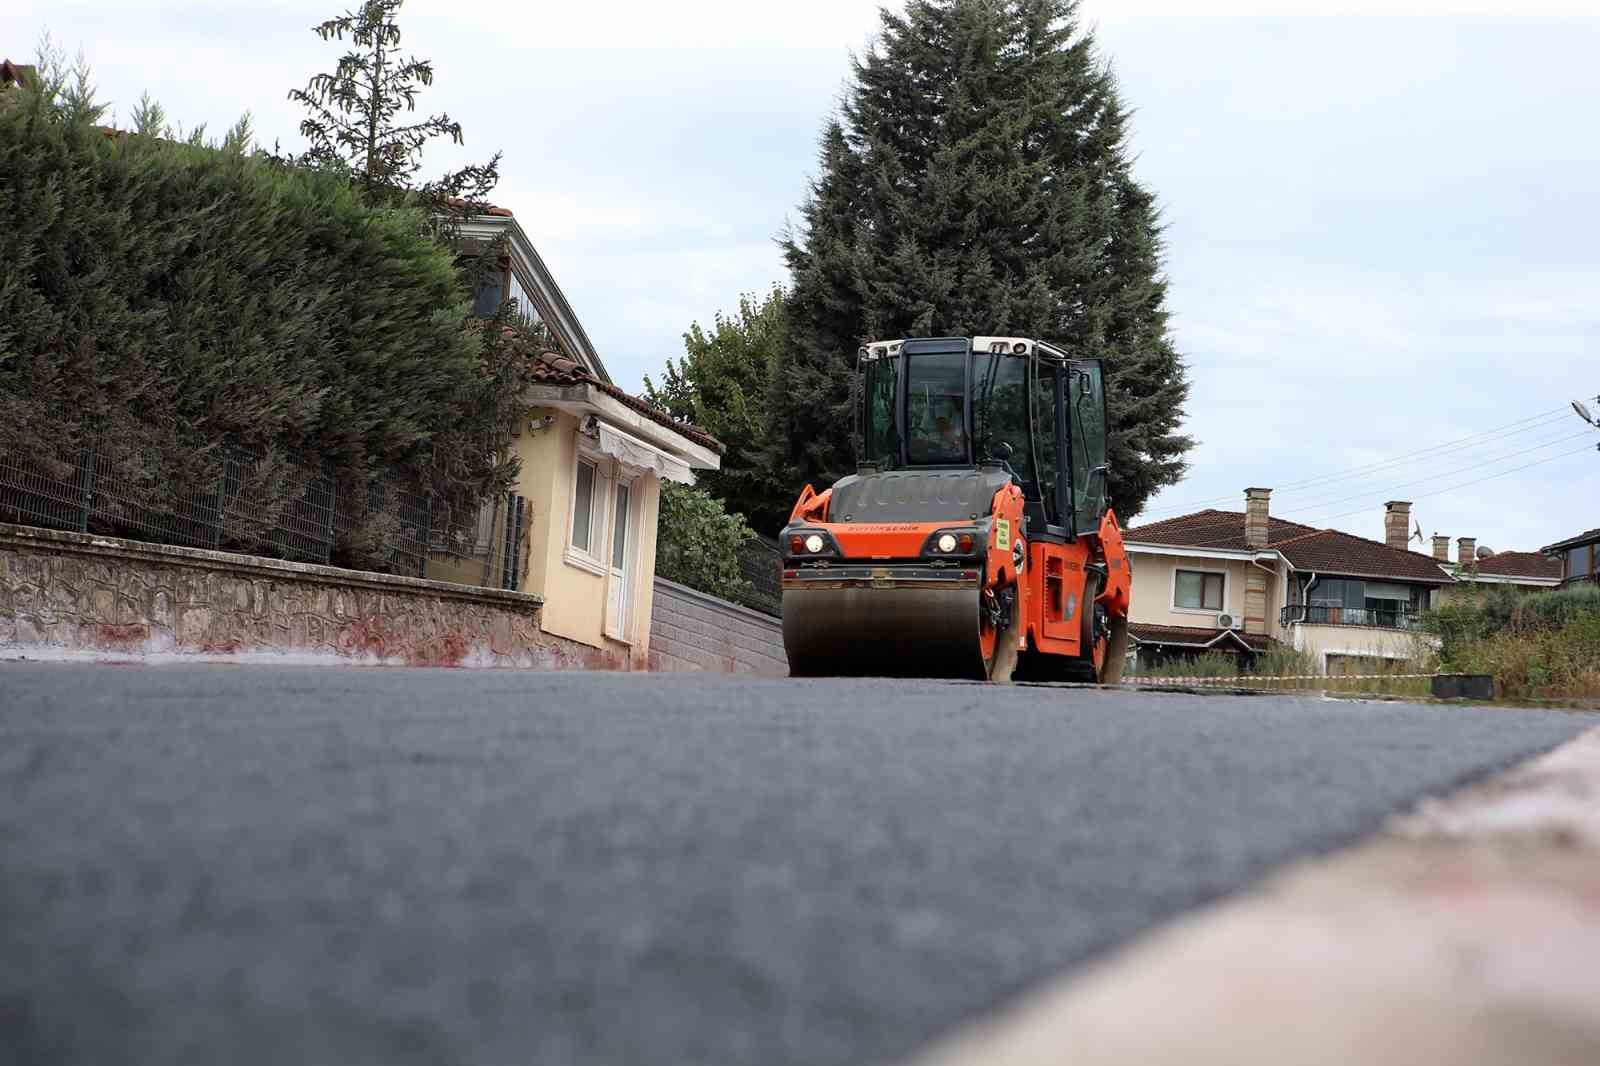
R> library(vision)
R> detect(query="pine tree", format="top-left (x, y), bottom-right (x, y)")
top-left (644, 288), bottom-right (792, 533)
top-left (288, 0), bottom-right (500, 232)
top-left (775, 0), bottom-right (1191, 519)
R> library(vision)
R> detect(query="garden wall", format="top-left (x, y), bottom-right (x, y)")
top-left (0, 522), bottom-right (616, 669)
top-left (648, 577), bottom-right (787, 676)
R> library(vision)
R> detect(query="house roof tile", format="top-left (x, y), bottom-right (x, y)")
top-left (445, 196), bottom-right (514, 217)
top-left (1128, 623), bottom-right (1275, 653)
top-left (527, 348), bottom-right (724, 454)
top-left (1126, 508), bottom-right (1453, 583)
top-left (1271, 528), bottom-right (1452, 584)
top-left (1470, 550), bottom-right (1563, 581)
top-left (1124, 509), bottom-right (1321, 551)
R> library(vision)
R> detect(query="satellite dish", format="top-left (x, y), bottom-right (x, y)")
top-left (1477, 546), bottom-right (1495, 559)
top-left (1576, 400), bottom-right (1596, 426)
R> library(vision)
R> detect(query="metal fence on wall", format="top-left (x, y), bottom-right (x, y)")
top-left (0, 435), bottom-right (526, 588)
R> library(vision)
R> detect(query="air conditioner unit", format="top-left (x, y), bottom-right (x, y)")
top-left (1215, 611), bottom-right (1243, 630)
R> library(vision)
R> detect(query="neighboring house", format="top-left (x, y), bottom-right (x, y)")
top-left (1124, 491), bottom-right (1453, 674)
top-left (1436, 535), bottom-right (1563, 596)
top-left (1, 59), bottom-right (36, 91)
top-left (1542, 528), bottom-right (1600, 588)
top-left (431, 205), bottom-right (723, 668)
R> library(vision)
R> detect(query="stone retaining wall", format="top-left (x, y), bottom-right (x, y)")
top-left (648, 577), bottom-right (787, 676)
top-left (0, 522), bottom-right (616, 668)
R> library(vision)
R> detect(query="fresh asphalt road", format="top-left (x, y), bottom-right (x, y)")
top-left (1, 666), bottom-right (1591, 1066)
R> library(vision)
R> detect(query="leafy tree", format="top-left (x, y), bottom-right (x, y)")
top-left (775, 0), bottom-right (1191, 520)
top-left (654, 482), bottom-right (757, 602)
top-left (645, 288), bottom-right (793, 534)
top-left (288, 0), bottom-right (500, 233)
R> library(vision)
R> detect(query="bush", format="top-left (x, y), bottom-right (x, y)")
top-left (654, 482), bottom-right (756, 603)
top-left (1251, 646), bottom-right (1320, 677)
top-left (1429, 585), bottom-right (1600, 699)
top-left (0, 87), bottom-right (524, 546)
top-left (1422, 586), bottom-right (1525, 660)
top-left (1132, 651), bottom-right (1240, 679)
top-left (1444, 614), bottom-right (1600, 700)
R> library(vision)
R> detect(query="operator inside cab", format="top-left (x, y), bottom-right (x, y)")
top-left (907, 361), bottom-right (969, 465)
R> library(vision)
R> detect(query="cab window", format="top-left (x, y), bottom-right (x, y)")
top-left (905, 352), bottom-right (968, 465)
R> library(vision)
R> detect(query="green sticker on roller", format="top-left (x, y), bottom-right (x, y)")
top-left (995, 519), bottom-right (1010, 551)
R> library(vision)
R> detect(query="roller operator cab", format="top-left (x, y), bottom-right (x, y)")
top-left (780, 336), bottom-right (1132, 682)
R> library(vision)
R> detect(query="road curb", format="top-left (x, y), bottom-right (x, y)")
top-left (907, 725), bottom-right (1600, 1066)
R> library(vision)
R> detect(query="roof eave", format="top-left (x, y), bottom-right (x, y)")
top-left (459, 215), bottom-right (613, 386)
top-left (523, 382), bottom-right (721, 471)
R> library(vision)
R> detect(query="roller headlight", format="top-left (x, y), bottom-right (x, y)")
top-left (804, 534), bottom-right (825, 554)
top-left (937, 533), bottom-right (958, 553)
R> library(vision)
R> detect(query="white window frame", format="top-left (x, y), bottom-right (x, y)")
top-left (564, 453), bottom-right (610, 577)
top-left (604, 473), bottom-right (639, 644)
top-left (1171, 566), bottom-right (1229, 616)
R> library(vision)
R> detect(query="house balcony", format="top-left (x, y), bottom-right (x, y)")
top-left (1280, 604), bottom-right (1422, 630)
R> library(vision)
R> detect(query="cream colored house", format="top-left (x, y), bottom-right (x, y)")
top-left (1124, 490), bottom-right (1454, 675)
top-left (430, 206), bottom-right (722, 668)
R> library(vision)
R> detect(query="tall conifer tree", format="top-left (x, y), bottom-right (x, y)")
top-left (776, 0), bottom-right (1190, 520)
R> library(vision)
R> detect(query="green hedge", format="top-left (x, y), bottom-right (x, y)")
top-left (0, 87), bottom-right (512, 514)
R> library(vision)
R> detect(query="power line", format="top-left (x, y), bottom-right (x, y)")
top-left (1139, 432), bottom-right (1594, 550)
top-left (1308, 444), bottom-right (1595, 523)
top-left (1255, 429), bottom-right (1594, 520)
top-left (1140, 403), bottom-right (1573, 518)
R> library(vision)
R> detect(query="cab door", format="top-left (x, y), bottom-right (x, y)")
top-left (1067, 361), bottom-right (1109, 533)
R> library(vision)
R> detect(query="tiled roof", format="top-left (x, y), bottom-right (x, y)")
top-left (1125, 509), bottom-right (1321, 551)
top-left (1126, 509), bottom-right (1453, 583)
top-left (1273, 528), bottom-right (1452, 584)
top-left (2, 59), bottom-right (34, 88)
top-left (527, 349), bottom-right (724, 454)
top-left (1543, 528), bottom-right (1600, 554)
top-left (1470, 550), bottom-right (1563, 581)
top-left (446, 196), bottom-right (514, 218)
top-left (1128, 623), bottom-right (1275, 653)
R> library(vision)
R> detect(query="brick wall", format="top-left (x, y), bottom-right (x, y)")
top-left (648, 577), bottom-right (788, 676)
top-left (0, 522), bottom-right (620, 669)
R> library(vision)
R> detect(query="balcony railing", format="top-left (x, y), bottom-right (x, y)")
top-left (1280, 603), bottom-right (1422, 630)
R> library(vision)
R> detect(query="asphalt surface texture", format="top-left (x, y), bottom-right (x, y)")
top-left (1, 665), bottom-right (1591, 1066)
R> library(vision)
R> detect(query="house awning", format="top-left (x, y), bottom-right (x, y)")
top-left (596, 422), bottom-right (694, 485)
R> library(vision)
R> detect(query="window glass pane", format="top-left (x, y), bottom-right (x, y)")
top-left (473, 267), bottom-right (505, 317)
top-left (1175, 570), bottom-right (1204, 609)
top-left (572, 462), bottom-right (595, 552)
top-left (1571, 546), bottom-right (1592, 579)
top-left (972, 354), bottom-right (1034, 488)
top-left (905, 353), bottom-right (968, 465)
top-left (1310, 578), bottom-right (1342, 606)
top-left (861, 355), bottom-right (901, 467)
top-left (1069, 363), bottom-right (1108, 532)
top-left (1032, 362), bottom-right (1058, 519)
top-left (509, 271), bottom-right (538, 322)
top-left (1202, 573), bottom-right (1224, 610)
top-left (612, 483), bottom-right (630, 569)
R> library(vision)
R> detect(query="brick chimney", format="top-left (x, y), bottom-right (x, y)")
top-left (1432, 534), bottom-right (1451, 562)
top-left (1244, 488), bottom-right (1271, 549)
top-left (1384, 501), bottom-right (1412, 552)
top-left (1458, 536), bottom-right (1477, 568)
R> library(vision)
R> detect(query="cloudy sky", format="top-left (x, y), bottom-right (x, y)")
top-left (11, 0), bottom-right (1598, 549)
